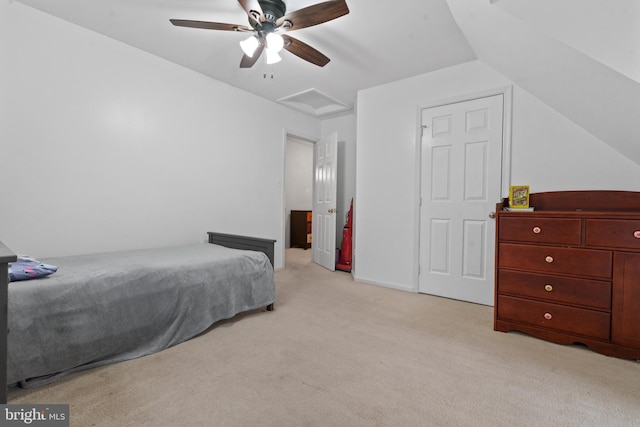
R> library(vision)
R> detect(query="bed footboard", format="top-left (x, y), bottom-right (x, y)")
top-left (207, 232), bottom-right (276, 313)
top-left (0, 241), bottom-right (17, 404)
top-left (207, 232), bottom-right (276, 267)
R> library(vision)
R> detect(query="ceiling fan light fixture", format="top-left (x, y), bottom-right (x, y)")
top-left (266, 32), bottom-right (284, 53)
top-left (266, 48), bottom-right (282, 64)
top-left (240, 35), bottom-right (260, 57)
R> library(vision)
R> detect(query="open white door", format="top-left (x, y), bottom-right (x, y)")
top-left (312, 132), bottom-right (338, 271)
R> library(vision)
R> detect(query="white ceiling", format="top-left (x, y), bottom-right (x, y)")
top-left (13, 0), bottom-right (640, 163)
top-left (14, 0), bottom-right (477, 117)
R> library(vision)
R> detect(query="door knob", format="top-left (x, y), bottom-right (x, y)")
top-left (489, 212), bottom-right (496, 219)
top-left (328, 208), bottom-right (335, 214)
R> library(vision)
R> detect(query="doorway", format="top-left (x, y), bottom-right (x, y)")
top-left (284, 135), bottom-right (314, 264)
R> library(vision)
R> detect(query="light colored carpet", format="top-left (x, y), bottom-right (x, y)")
top-left (9, 249), bottom-right (640, 426)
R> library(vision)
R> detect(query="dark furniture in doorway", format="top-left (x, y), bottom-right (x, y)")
top-left (291, 210), bottom-right (312, 249)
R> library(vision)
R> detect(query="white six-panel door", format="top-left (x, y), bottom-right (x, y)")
top-left (419, 95), bottom-right (504, 305)
top-left (313, 132), bottom-right (338, 271)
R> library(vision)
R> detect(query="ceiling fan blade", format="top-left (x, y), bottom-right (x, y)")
top-left (170, 19), bottom-right (250, 32)
top-left (277, 0), bottom-right (349, 31)
top-left (240, 44), bottom-right (265, 68)
top-left (237, 0), bottom-right (264, 22)
top-left (282, 35), bottom-right (330, 67)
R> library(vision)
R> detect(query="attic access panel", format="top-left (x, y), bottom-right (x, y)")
top-left (278, 88), bottom-right (350, 117)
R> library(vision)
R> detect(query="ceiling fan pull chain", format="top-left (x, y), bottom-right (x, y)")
top-left (262, 62), bottom-right (275, 79)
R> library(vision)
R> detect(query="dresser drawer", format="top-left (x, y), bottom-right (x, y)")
top-left (499, 216), bottom-right (581, 245)
top-left (497, 269), bottom-right (611, 310)
top-left (497, 295), bottom-right (610, 340)
top-left (585, 219), bottom-right (640, 250)
top-left (499, 243), bottom-right (612, 279)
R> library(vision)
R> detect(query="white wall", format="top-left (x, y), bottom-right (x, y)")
top-left (509, 88), bottom-right (640, 191)
top-left (0, 2), bottom-right (320, 269)
top-left (355, 60), bottom-right (640, 292)
top-left (493, 0), bottom-right (640, 84)
top-left (447, 0), bottom-right (640, 168)
top-left (284, 136), bottom-right (313, 247)
top-left (5, 3), bottom-right (636, 291)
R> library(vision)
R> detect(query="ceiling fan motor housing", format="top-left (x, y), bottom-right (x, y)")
top-left (256, 0), bottom-right (287, 32)
top-left (258, 0), bottom-right (287, 20)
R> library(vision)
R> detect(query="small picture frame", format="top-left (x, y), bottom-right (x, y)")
top-left (509, 185), bottom-right (530, 209)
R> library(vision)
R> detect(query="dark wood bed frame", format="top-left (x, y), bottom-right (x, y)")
top-left (0, 233), bottom-right (275, 403)
top-left (0, 241), bottom-right (17, 404)
top-left (207, 232), bottom-right (276, 313)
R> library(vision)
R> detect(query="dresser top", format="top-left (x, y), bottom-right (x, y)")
top-left (501, 190), bottom-right (640, 213)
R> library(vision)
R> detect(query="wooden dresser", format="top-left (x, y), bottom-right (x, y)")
top-left (494, 191), bottom-right (640, 359)
top-left (290, 210), bottom-right (312, 249)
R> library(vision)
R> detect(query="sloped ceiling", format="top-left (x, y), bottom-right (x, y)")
top-left (11, 0), bottom-right (640, 165)
top-left (12, 0), bottom-right (477, 118)
top-left (447, 0), bottom-right (640, 166)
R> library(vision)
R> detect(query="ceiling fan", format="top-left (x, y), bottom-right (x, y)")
top-left (170, 0), bottom-right (349, 68)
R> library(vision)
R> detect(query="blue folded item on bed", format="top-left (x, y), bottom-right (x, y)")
top-left (8, 257), bottom-right (58, 282)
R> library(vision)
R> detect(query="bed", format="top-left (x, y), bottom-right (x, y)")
top-left (0, 232), bottom-right (275, 399)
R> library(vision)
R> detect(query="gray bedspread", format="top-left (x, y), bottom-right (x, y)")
top-left (7, 243), bottom-right (275, 388)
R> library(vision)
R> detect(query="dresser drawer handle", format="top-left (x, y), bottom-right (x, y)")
top-left (532, 226), bottom-right (541, 234)
top-left (544, 284), bottom-right (553, 292)
top-left (545, 256), bottom-right (554, 263)
top-left (544, 313), bottom-right (553, 320)
top-left (634, 231), bottom-right (640, 239)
